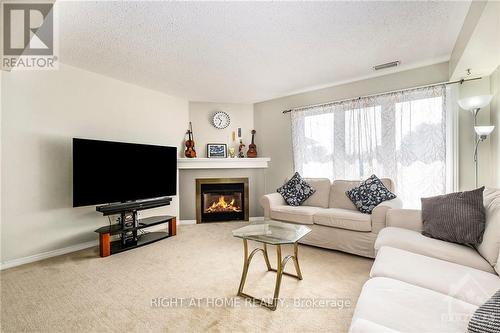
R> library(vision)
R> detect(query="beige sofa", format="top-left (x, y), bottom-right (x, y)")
top-left (260, 178), bottom-right (402, 258)
top-left (349, 190), bottom-right (500, 332)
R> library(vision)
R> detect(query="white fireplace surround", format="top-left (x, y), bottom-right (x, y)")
top-left (178, 157), bottom-right (270, 169)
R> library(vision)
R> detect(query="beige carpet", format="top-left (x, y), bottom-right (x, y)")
top-left (1, 222), bottom-right (373, 332)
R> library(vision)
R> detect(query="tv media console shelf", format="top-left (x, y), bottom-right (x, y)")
top-left (95, 215), bottom-right (176, 257)
top-left (94, 197), bottom-right (174, 257)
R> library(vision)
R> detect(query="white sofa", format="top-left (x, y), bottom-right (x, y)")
top-left (260, 178), bottom-right (402, 258)
top-left (349, 189), bottom-right (500, 333)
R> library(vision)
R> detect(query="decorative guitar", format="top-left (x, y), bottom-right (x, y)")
top-left (184, 122), bottom-right (197, 158)
top-left (247, 130), bottom-right (257, 158)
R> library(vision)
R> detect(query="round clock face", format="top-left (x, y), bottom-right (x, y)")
top-left (212, 111), bottom-right (230, 129)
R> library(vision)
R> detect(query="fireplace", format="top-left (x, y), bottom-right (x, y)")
top-left (196, 178), bottom-right (249, 223)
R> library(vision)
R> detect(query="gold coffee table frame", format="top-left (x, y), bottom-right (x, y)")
top-left (237, 239), bottom-right (303, 311)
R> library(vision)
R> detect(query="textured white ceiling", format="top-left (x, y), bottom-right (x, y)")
top-left (57, 1), bottom-right (470, 103)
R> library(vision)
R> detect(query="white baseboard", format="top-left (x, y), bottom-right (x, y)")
top-left (1, 217), bottom-right (265, 270)
top-left (178, 219), bottom-right (196, 225)
top-left (179, 217), bottom-right (264, 224)
top-left (0, 240), bottom-right (98, 270)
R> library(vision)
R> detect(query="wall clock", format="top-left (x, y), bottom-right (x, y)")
top-left (212, 111), bottom-right (230, 129)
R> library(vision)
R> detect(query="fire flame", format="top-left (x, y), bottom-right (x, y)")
top-left (206, 195), bottom-right (242, 213)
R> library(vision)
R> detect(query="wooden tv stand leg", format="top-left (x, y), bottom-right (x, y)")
top-left (169, 217), bottom-right (177, 236)
top-left (99, 233), bottom-right (111, 257)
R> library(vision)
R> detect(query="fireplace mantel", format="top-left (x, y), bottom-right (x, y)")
top-left (178, 157), bottom-right (270, 169)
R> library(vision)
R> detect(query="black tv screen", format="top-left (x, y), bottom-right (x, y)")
top-left (73, 138), bottom-right (177, 207)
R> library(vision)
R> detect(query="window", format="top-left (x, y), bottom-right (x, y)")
top-left (291, 85), bottom-right (451, 208)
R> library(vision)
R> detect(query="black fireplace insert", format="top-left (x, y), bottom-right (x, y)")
top-left (196, 178), bottom-right (249, 223)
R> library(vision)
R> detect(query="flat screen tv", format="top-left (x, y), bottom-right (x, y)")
top-left (73, 138), bottom-right (177, 207)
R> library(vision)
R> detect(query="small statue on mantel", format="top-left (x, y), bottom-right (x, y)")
top-left (238, 139), bottom-right (246, 158)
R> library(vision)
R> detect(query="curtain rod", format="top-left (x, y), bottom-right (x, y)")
top-left (282, 76), bottom-right (482, 114)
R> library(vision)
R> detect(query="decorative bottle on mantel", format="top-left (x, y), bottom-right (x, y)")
top-left (238, 139), bottom-right (245, 158)
top-left (247, 130), bottom-right (257, 158)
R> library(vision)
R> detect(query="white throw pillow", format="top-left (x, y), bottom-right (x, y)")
top-left (477, 188), bottom-right (500, 267)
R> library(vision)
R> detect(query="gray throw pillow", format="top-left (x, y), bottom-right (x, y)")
top-left (277, 172), bottom-right (316, 206)
top-left (468, 289), bottom-right (500, 333)
top-left (421, 187), bottom-right (486, 245)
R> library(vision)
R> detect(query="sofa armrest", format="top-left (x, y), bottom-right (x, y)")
top-left (386, 209), bottom-right (423, 232)
top-left (371, 197), bottom-right (404, 233)
top-left (260, 193), bottom-right (286, 218)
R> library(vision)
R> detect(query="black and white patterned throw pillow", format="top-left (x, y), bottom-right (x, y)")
top-left (277, 172), bottom-right (316, 206)
top-left (346, 174), bottom-right (396, 214)
top-left (468, 289), bottom-right (500, 333)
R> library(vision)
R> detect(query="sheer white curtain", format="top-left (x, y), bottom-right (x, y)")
top-left (291, 85), bottom-right (450, 208)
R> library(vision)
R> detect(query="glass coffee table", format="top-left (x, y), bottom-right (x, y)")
top-left (232, 220), bottom-right (311, 310)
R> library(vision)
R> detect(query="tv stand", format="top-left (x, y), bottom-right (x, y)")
top-left (94, 197), bottom-right (175, 257)
top-left (95, 215), bottom-right (176, 257)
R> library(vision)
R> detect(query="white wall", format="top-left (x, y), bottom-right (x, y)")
top-left (0, 70), bottom-right (3, 262)
top-left (254, 62), bottom-right (451, 193)
top-left (449, 1), bottom-right (487, 78)
top-left (449, 1), bottom-right (500, 188)
top-left (458, 77), bottom-right (492, 190)
top-left (188, 102), bottom-right (254, 157)
top-left (491, 66), bottom-right (500, 187)
top-left (1, 64), bottom-right (188, 263)
top-left (450, 1), bottom-right (499, 81)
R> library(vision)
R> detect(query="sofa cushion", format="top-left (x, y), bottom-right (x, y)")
top-left (346, 174), bottom-right (397, 214)
top-left (330, 180), bottom-right (359, 210)
top-left (375, 227), bottom-right (495, 273)
top-left (276, 172), bottom-right (316, 206)
top-left (352, 277), bottom-right (477, 333)
top-left (330, 178), bottom-right (394, 210)
top-left (302, 178), bottom-right (331, 208)
top-left (371, 247), bottom-right (500, 306)
top-left (477, 187), bottom-right (500, 266)
top-left (421, 187), bottom-right (486, 245)
top-left (313, 208), bottom-right (371, 231)
top-left (270, 205), bottom-right (322, 225)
